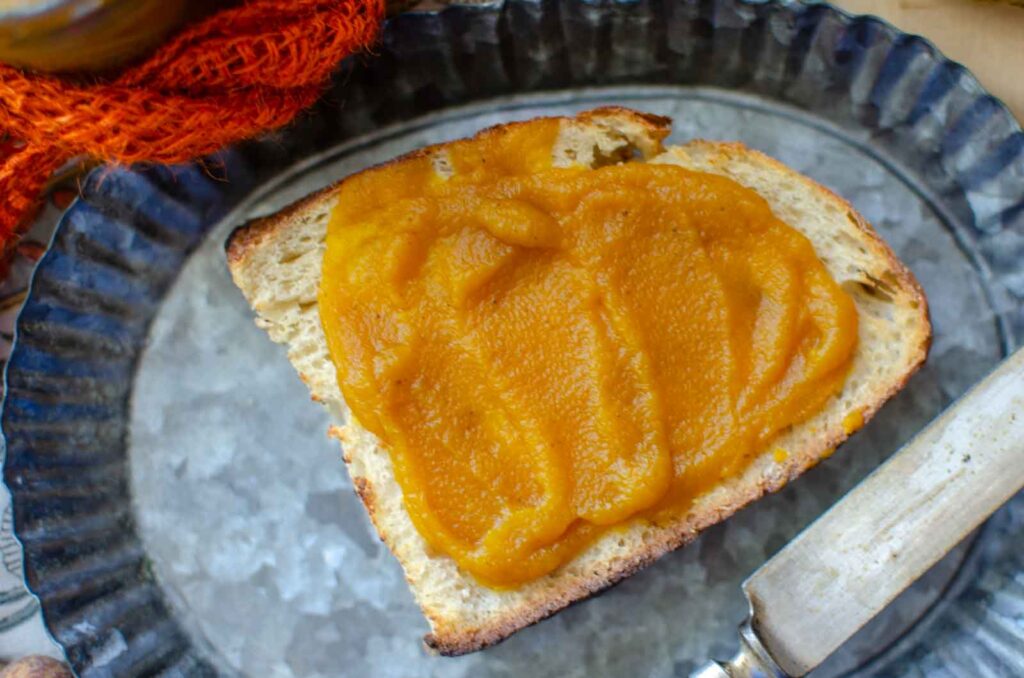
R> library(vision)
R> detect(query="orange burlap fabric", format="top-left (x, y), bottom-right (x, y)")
top-left (0, 0), bottom-right (386, 263)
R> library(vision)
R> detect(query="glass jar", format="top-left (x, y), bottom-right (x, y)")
top-left (0, 0), bottom-right (191, 73)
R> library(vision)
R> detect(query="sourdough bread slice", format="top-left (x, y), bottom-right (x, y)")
top-left (226, 108), bottom-right (930, 655)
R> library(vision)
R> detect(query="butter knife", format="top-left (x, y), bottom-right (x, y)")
top-left (694, 345), bottom-right (1024, 677)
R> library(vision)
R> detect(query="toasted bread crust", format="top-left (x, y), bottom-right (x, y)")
top-left (226, 183), bottom-right (340, 268)
top-left (226, 109), bottom-right (931, 655)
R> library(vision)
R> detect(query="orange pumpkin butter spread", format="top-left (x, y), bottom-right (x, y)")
top-left (319, 119), bottom-right (858, 587)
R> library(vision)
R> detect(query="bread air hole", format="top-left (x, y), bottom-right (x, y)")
top-left (843, 278), bottom-right (898, 324)
top-left (277, 250), bottom-right (304, 265)
top-left (591, 142), bottom-right (636, 168)
top-left (432, 153), bottom-right (454, 179)
top-left (843, 270), bottom-right (897, 304)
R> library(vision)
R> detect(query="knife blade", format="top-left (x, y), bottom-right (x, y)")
top-left (693, 345), bottom-right (1024, 678)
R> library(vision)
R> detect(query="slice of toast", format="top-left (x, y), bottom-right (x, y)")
top-left (225, 108), bottom-right (930, 655)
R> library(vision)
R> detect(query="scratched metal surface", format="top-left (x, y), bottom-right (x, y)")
top-left (4, 1), bottom-right (1024, 676)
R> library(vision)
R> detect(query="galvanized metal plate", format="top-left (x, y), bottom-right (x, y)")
top-left (4, 1), bottom-right (1023, 676)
